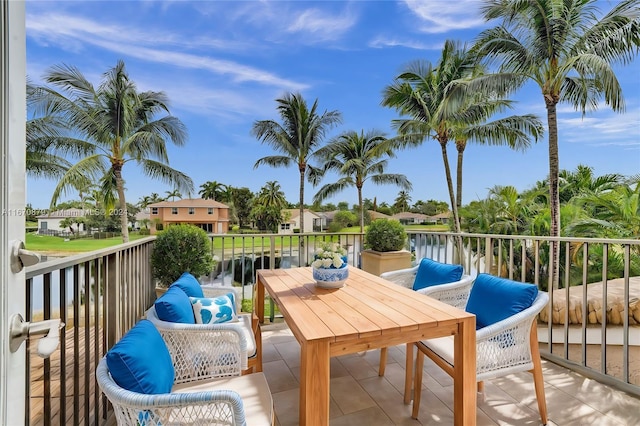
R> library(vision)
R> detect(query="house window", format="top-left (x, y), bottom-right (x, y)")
top-left (151, 207), bottom-right (158, 215)
top-left (280, 223), bottom-right (290, 230)
top-left (188, 208), bottom-right (195, 215)
top-left (207, 208), bottom-right (214, 215)
top-left (171, 208), bottom-right (178, 215)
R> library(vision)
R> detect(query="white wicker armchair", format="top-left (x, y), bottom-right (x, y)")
top-left (409, 291), bottom-right (549, 425)
top-left (380, 266), bottom-right (474, 309)
top-left (377, 263), bottom-right (474, 376)
top-left (147, 304), bottom-right (260, 376)
top-left (96, 326), bottom-right (273, 426)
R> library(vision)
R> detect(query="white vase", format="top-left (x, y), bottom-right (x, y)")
top-left (312, 265), bottom-right (349, 288)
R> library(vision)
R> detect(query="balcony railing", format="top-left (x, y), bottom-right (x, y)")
top-left (24, 231), bottom-right (639, 425)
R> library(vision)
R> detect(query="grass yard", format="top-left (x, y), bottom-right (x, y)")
top-left (25, 232), bottom-right (148, 253)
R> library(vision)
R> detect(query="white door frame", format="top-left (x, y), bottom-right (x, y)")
top-left (0, 1), bottom-right (27, 424)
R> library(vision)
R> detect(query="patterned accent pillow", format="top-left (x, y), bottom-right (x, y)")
top-left (190, 292), bottom-right (238, 324)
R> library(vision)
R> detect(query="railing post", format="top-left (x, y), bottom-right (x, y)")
top-left (105, 252), bottom-right (120, 350)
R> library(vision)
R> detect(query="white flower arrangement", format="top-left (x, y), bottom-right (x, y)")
top-left (312, 242), bottom-right (348, 269)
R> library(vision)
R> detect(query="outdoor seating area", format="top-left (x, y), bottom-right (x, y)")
top-left (23, 232), bottom-right (640, 425)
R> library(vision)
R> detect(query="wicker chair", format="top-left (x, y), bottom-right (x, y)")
top-left (150, 284), bottom-right (262, 374)
top-left (409, 291), bottom-right (549, 425)
top-left (377, 261), bottom-right (474, 376)
top-left (97, 323), bottom-right (274, 426)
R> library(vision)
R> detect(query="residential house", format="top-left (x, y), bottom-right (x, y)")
top-left (392, 212), bottom-right (430, 225)
top-left (36, 208), bottom-right (87, 235)
top-left (134, 209), bottom-right (150, 230)
top-left (147, 198), bottom-right (230, 234)
top-left (430, 211), bottom-right (452, 224)
top-left (279, 209), bottom-right (321, 234)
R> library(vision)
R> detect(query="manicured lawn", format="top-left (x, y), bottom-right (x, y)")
top-left (25, 232), bottom-right (148, 253)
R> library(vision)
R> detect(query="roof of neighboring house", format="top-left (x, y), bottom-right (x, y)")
top-left (368, 210), bottom-right (392, 220)
top-left (282, 208), bottom-right (321, 220)
top-left (392, 212), bottom-right (429, 220)
top-left (147, 198), bottom-right (229, 209)
top-left (135, 210), bottom-right (150, 221)
top-left (430, 211), bottom-right (452, 219)
top-left (36, 208), bottom-right (87, 219)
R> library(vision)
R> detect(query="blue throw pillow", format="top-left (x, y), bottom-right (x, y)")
top-left (465, 273), bottom-right (539, 329)
top-left (105, 319), bottom-right (174, 394)
top-left (412, 258), bottom-right (464, 291)
top-left (190, 292), bottom-right (238, 324)
top-left (171, 272), bottom-right (204, 298)
top-left (154, 286), bottom-right (195, 323)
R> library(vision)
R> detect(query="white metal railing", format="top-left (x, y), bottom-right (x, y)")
top-left (209, 231), bottom-right (640, 397)
top-left (25, 237), bottom-right (156, 425)
top-left (23, 231), bottom-right (639, 425)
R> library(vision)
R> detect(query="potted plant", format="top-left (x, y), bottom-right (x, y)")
top-left (151, 224), bottom-right (215, 296)
top-left (311, 242), bottom-right (349, 288)
top-left (361, 219), bottom-right (411, 276)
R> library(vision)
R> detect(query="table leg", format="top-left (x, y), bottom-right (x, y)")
top-left (256, 274), bottom-right (265, 324)
top-left (453, 317), bottom-right (476, 425)
top-left (300, 339), bottom-right (330, 425)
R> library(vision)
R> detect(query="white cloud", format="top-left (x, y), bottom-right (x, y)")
top-left (286, 8), bottom-right (357, 42)
top-left (369, 36), bottom-right (443, 51)
top-left (26, 12), bottom-right (305, 91)
top-left (402, 0), bottom-right (485, 34)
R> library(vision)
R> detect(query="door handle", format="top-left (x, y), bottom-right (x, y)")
top-left (9, 314), bottom-right (64, 358)
top-left (10, 240), bottom-right (41, 273)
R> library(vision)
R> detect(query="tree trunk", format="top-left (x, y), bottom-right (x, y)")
top-left (546, 98), bottom-right (560, 290)
top-left (439, 138), bottom-right (464, 261)
top-left (298, 166), bottom-right (305, 234)
top-left (455, 140), bottom-right (465, 209)
top-left (114, 167), bottom-right (130, 243)
top-left (357, 185), bottom-right (364, 233)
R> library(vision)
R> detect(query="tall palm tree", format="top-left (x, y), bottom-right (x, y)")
top-left (30, 60), bottom-right (194, 242)
top-left (198, 180), bottom-right (227, 201)
top-left (393, 190), bottom-right (412, 213)
top-left (453, 109), bottom-right (543, 208)
top-left (312, 130), bottom-right (412, 232)
top-left (472, 0), bottom-right (640, 287)
top-left (252, 92), bottom-right (342, 234)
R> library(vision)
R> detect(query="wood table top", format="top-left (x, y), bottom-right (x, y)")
top-left (257, 267), bottom-right (474, 345)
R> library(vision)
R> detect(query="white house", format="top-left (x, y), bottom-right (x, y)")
top-left (392, 212), bottom-right (430, 225)
top-left (279, 209), bottom-right (321, 234)
top-left (36, 208), bottom-right (87, 234)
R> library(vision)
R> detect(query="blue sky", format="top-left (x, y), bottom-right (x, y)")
top-left (26, 0), bottom-right (640, 210)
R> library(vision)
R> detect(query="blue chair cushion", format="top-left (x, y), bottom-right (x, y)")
top-left (170, 272), bottom-right (204, 298)
top-left (190, 292), bottom-right (238, 324)
top-left (154, 286), bottom-right (195, 323)
top-left (466, 273), bottom-right (538, 329)
top-left (105, 319), bottom-right (174, 394)
top-left (412, 258), bottom-right (464, 291)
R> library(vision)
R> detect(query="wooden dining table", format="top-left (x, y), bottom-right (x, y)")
top-left (255, 267), bottom-right (476, 426)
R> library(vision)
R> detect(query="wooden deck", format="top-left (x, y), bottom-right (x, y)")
top-left (29, 325), bottom-right (106, 426)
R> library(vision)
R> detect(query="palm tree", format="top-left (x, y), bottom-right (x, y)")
top-left (453, 109), bottom-right (543, 208)
top-left (165, 189), bottom-right (182, 201)
top-left (472, 0), bottom-right (640, 287)
top-left (382, 41), bottom-right (484, 233)
top-left (393, 190), bottom-right (412, 213)
top-left (312, 130), bottom-right (412, 232)
top-left (252, 181), bottom-right (288, 232)
top-left (198, 180), bottom-right (227, 201)
top-left (252, 92), bottom-right (342, 234)
top-left (30, 60), bottom-right (194, 242)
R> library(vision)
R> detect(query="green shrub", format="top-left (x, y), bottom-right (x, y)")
top-left (151, 224), bottom-right (214, 287)
top-left (364, 219), bottom-right (406, 252)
